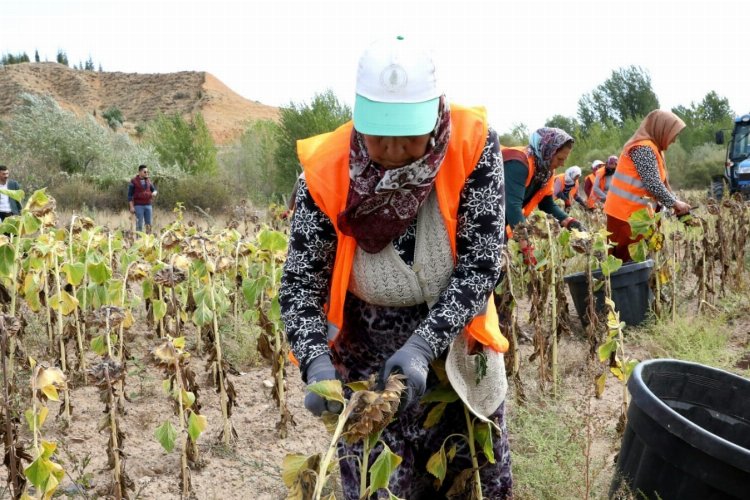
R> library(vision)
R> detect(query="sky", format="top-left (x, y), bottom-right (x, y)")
top-left (3, 0), bottom-right (749, 133)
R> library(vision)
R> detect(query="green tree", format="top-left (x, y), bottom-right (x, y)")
top-left (577, 66), bottom-right (659, 129)
top-left (498, 123), bottom-right (529, 147)
top-left (1, 52), bottom-right (29, 65)
top-left (220, 119), bottom-right (280, 203)
top-left (274, 89), bottom-right (351, 193)
top-left (544, 115), bottom-right (579, 135)
top-left (34, 50), bottom-right (40, 63)
top-left (145, 112), bottom-right (217, 175)
top-left (84, 56), bottom-right (95, 71)
top-left (56, 50), bottom-right (68, 66)
top-left (672, 91), bottom-right (734, 151)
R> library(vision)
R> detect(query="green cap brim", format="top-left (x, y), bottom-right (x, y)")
top-left (353, 95), bottom-right (439, 136)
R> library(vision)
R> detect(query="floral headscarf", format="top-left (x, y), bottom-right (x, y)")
top-left (337, 96), bottom-right (452, 254)
top-left (528, 127), bottom-right (574, 184)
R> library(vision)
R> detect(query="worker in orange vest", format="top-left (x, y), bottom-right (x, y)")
top-left (553, 166), bottom-right (587, 212)
top-left (604, 110), bottom-right (691, 261)
top-left (280, 36), bottom-right (512, 498)
top-left (503, 128), bottom-right (585, 234)
top-left (586, 155), bottom-right (618, 208)
top-left (583, 159), bottom-right (604, 198)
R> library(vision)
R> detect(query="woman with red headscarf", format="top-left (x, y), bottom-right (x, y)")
top-left (604, 110), bottom-right (691, 261)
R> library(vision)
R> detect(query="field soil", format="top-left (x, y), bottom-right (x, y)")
top-left (3, 287), bottom-right (748, 499)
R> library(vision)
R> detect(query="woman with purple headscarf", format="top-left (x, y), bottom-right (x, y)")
top-left (502, 127), bottom-right (586, 235)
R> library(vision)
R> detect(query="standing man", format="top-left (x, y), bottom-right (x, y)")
top-left (128, 164), bottom-right (157, 233)
top-left (0, 165), bottom-right (22, 221)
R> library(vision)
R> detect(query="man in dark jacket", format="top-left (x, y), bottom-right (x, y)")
top-left (0, 165), bottom-right (23, 221)
top-left (127, 164), bottom-right (157, 232)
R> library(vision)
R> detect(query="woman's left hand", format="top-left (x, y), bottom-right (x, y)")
top-left (378, 335), bottom-right (435, 411)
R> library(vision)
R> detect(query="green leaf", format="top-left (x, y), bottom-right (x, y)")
top-left (152, 299), bottom-right (167, 321)
top-left (610, 366), bottom-right (625, 381)
top-left (628, 208), bottom-right (654, 236)
top-left (61, 262), bottom-right (86, 286)
top-left (19, 212), bottom-right (40, 235)
top-left (345, 381), bottom-right (370, 392)
top-left (600, 254), bottom-right (622, 277)
top-left (421, 386), bottom-right (460, 404)
top-left (269, 296), bottom-right (281, 322)
top-left (474, 422), bottom-right (495, 463)
top-left (179, 389), bottom-right (196, 408)
top-left (624, 359), bottom-right (639, 379)
top-left (87, 260), bottom-right (111, 285)
top-left (90, 336), bottom-right (106, 356)
top-left (0, 245), bottom-right (16, 277)
top-left (426, 446), bottom-right (447, 484)
top-left (307, 380), bottom-right (345, 404)
top-left (628, 240), bottom-right (649, 262)
top-left (368, 443), bottom-right (402, 492)
top-left (597, 340), bottom-right (617, 363)
top-left (192, 302), bottom-right (213, 326)
top-left (187, 411), bottom-right (207, 442)
top-left (24, 456), bottom-right (50, 489)
top-left (257, 229), bottom-right (288, 253)
top-left (142, 279), bottom-right (154, 300)
top-left (595, 372), bottom-right (607, 397)
top-left (241, 277), bottom-right (260, 307)
top-left (154, 420), bottom-right (177, 452)
top-left (0, 187), bottom-right (25, 203)
top-left (49, 290), bottom-right (79, 316)
top-left (281, 453), bottom-right (309, 488)
top-left (423, 402), bottom-right (447, 429)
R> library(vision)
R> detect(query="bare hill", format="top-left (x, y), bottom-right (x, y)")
top-left (0, 62), bottom-right (278, 144)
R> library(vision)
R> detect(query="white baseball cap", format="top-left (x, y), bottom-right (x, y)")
top-left (353, 35), bottom-right (441, 136)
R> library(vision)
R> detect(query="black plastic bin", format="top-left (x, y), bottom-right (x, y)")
top-left (564, 259), bottom-right (654, 328)
top-left (611, 359), bottom-right (750, 499)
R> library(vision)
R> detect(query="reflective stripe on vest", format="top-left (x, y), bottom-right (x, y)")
top-left (604, 140), bottom-right (667, 220)
top-left (297, 104), bottom-right (508, 359)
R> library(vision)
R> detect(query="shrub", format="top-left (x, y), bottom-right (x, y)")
top-left (153, 174), bottom-right (231, 214)
top-left (144, 112), bottom-right (217, 175)
top-left (219, 119), bottom-right (280, 204)
top-left (102, 107), bottom-right (124, 130)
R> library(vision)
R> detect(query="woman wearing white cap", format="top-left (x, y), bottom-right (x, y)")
top-left (553, 165), bottom-right (586, 211)
top-left (280, 36), bottom-right (512, 498)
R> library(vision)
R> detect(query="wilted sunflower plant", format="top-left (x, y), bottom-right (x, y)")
top-left (283, 374), bottom-right (406, 500)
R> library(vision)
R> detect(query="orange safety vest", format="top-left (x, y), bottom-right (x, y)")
top-left (586, 168), bottom-right (613, 208)
top-left (604, 140), bottom-right (667, 220)
top-left (296, 104), bottom-right (508, 358)
top-left (553, 173), bottom-right (579, 205)
top-left (583, 173), bottom-right (596, 198)
top-left (501, 146), bottom-right (555, 237)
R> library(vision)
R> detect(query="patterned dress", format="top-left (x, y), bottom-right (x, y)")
top-left (280, 129), bottom-right (513, 499)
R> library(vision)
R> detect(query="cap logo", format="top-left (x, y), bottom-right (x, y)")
top-left (379, 64), bottom-right (408, 92)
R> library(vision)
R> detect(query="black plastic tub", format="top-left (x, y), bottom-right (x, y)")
top-left (611, 359), bottom-right (750, 499)
top-left (564, 259), bottom-right (653, 328)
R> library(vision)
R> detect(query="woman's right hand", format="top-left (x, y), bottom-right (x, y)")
top-left (303, 355), bottom-right (343, 416)
top-left (672, 200), bottom-right (691, 216)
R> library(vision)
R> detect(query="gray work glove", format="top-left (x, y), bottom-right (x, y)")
top-left (303, 355), bottom-right (343, 417)
top-left (378, 335), bottom-right (435, 411)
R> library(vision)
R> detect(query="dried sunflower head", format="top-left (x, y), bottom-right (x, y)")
top-left (153, 266), bottom-right (187, 287)
top-left (342, 374), bottom-right (404, 444)
top-left (88, 358), bottom-right (126, 389)
top-left (86, 306), bottom-right (126, 328)
top-left (0, 314), bottom-right (21, 335)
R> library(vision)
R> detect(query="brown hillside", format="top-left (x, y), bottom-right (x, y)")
top-left (0, 62), bottom-right (278, 144)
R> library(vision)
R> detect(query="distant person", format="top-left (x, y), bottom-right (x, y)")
top-left (0, 165), bottom-right (22, 221)
top-left (553, 166), bottom-right (586, 212)
top-left (128, 164), bottom-right (157, 233)
top-left (502, 127), bottom-right (586, 237)
top-left (586, 155), bottom-right (617, 209)
top-left (583, 159), bottom-right (604, 198)
top-left (604, 110), bottom-right (691, 262)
